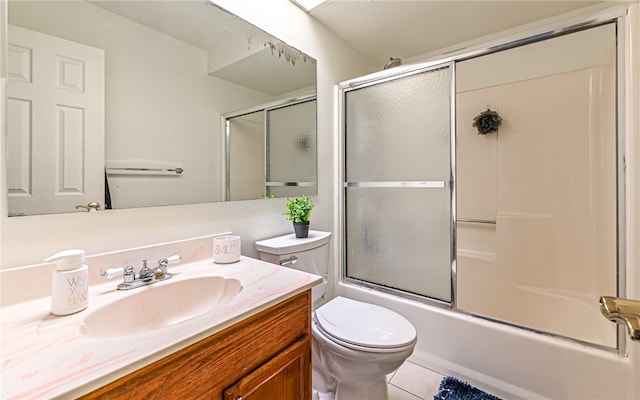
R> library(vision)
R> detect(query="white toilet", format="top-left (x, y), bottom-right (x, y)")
top-left (256, 230), bottom-right (417, 400)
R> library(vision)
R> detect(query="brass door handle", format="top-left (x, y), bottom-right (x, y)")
top-left (599, 296), bottom-right (640, 341)
top-left (75, 202), bottom-right (101, 211)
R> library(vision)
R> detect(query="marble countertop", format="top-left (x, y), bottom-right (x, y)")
top-left (1, 256), bottom-right (321, 399)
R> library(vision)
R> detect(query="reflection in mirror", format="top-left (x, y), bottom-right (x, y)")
top-left (6, 1), bottom-right (317, 216)
top-left (226, 96), bottom-right (317, 201)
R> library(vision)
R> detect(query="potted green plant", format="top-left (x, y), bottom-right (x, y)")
top-left (283, 195), bottom-right (314, 238)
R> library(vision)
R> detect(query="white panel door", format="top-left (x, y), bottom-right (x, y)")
top-left (7, 25), bottom-right (105, 216)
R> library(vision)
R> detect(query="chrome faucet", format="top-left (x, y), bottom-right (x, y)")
top-left (101, 255), bottom-right (182, 290)
top-left (137, 259), bottom-right (155, 280)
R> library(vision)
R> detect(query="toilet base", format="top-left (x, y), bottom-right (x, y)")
top-left (313, 383), bottom-right (388, 400)
top-left (335, 379), bottom-right (388, 400)
top-left (312, 389), bottom-right (335, 400)
top-left (313, 374), bottom-right (388, 400)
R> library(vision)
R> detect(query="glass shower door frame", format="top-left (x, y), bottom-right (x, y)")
top-left (339, 61), bottom-right (458, 309)
top-left (338, 9), bottom-right (629, 354)
top-left (223, 94), bottom-right (317, 201)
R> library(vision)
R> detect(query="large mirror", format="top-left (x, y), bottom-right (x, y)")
top-left (5, 0), bottom-right (317, 216)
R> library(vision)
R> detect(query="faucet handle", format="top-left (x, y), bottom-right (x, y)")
top-left (101, 267), bottom-right (125, 279)
top-left (159, 255), bottom-right (182, 266)
top-left (101, 265), bottom-right (136, 283)
top-left (123, 266), bottom-right (135, 283)
top-left (155, 255), bottom-right (181, 279)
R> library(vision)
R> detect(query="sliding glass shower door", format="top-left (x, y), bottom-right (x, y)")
top-left (341, 23), bottom-right (620, 350)
top-left (343, 65), bottom-right (453, 303)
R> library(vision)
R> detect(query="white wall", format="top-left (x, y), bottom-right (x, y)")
top-left (0, 0), bottom-right (374, 268)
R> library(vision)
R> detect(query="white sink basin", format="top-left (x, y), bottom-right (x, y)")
top-left (83, 276), bottom-right (242, 337)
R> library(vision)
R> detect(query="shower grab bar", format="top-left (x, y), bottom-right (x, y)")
top-left (344, 181), bottom-right (446, 188)
top-left (457, 218), bottom-right (496, 225)
top-left (599, 296), bottom-right (640, 342)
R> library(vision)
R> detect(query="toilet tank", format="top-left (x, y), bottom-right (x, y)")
top-left (255, 230), bottom-right (332, 302)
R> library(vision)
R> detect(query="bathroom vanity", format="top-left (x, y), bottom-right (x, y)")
top-left (82, 290), bottom-right (311, 399)
top-left (0, 255), bottom-right (320, 399)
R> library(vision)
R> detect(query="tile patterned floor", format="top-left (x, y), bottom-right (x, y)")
top-left (387, 361), bottom-right (444, 400)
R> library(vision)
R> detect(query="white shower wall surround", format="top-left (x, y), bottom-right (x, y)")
top-left (456, 23), bottom-right (617, 349)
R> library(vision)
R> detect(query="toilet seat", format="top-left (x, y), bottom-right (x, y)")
top-left (314, 297), bottom-right (417, 353)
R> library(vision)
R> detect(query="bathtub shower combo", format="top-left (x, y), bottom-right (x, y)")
top-left (339, 6), bottom-right (637, 399)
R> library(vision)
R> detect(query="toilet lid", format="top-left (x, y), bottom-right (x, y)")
top-left (314, 297), bottom-right (416, 350)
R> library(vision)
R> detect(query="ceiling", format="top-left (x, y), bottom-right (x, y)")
top-left (307, 0), bottom-right (605, 67)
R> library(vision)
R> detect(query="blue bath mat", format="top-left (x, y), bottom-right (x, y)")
top-left (434, 376), bottom-right (501, 400)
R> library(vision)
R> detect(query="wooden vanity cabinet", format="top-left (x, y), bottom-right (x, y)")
top-left (80, 290), bottom-right (311, 400)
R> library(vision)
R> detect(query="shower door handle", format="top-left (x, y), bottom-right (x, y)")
top-left (599, 296), bottom-right (640, 342)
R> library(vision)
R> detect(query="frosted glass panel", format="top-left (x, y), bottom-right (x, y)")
top-left (343, 65), bottom-right (452, 303)
top-left (267, 99), bottom-right (317, 197)
top-left (346, 188), bottom-right (451, 301)
top-left (345, 67), bottom-right (451, 182)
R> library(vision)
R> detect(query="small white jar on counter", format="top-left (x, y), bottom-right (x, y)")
top-left (213, 235), bottom-right (241, 264)
top-left (44, 249), bottom-right (89, 315)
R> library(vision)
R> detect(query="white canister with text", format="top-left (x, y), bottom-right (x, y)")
top-left (213, 235), bottom-right (241, 264)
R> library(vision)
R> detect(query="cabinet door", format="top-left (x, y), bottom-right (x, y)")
top-left (224, 335), bottom-right (310, 400)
